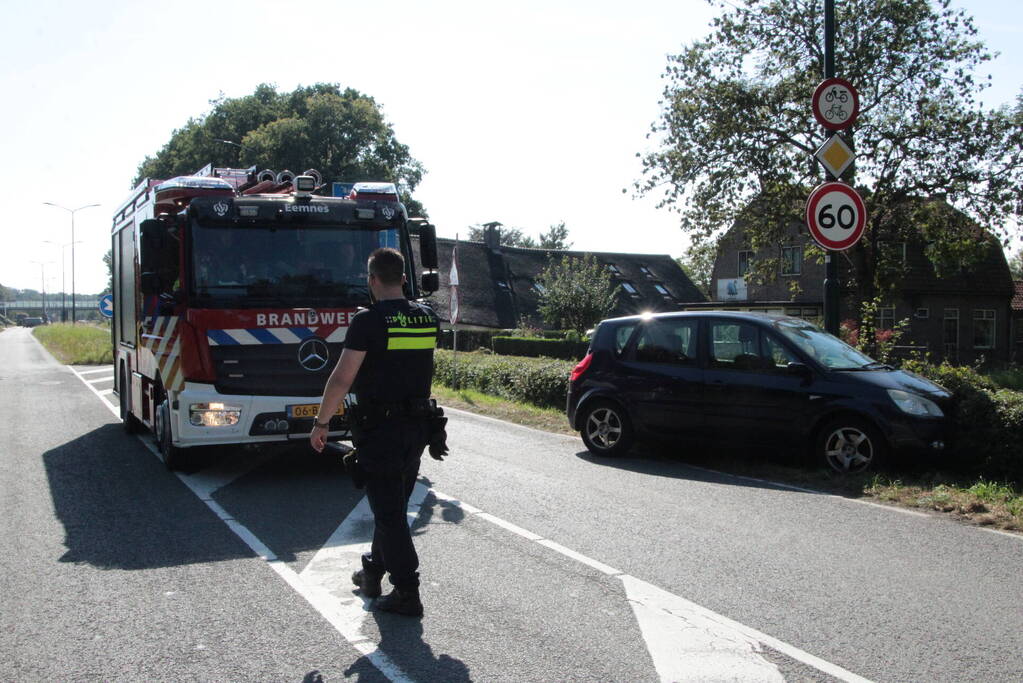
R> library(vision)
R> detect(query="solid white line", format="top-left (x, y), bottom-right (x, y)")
top-left (536, 539), bottom-right (622, 576)
top-left (97, 388), bottom-right (114, 396)
top-left (429, 487), bottom-right (874, 683)
top-left (86, 375), bottom-right (114, 384)
top-left (442, 404), bottom-right (579, 441)
top-left (68, 365), bottom-right (121, 419)
top-left (76, 367), bottom-right (111, 375)
top-left (682, 463), bottom-right (932, 518)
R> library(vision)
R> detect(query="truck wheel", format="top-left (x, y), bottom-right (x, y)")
top-left (155, 397), bottom-right (188, 471)
top-left (580, 400), bottom-right (634, 457)
top-left (119, 367), bottom-right (140, 434)
top-left (816, 417), bottom-right (885, 474)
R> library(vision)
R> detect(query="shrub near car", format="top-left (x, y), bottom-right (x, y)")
top-left (567, 312), bottom-right (952, 473)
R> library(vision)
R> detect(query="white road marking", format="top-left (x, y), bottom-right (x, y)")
top-left (86, 375), bottom-right (114, 384)
top-left (431, 488), bottom-right (875, 683)
top-left (76, 367), bottom-right (112, 375)
top-left (97, 388), bottom-right (113, 396)
top-left (68, 365), bottom-right (120, 419)
top-left (622, 576), bottom-right (785, 682)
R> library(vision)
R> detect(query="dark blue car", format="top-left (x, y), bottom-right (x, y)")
top-left (567, 312), bottom-right (952, 473)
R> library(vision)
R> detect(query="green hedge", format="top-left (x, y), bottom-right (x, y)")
top-left (901, 360), bottom-right (1023, 482)
top-left (491, 336), bottom-right (589, 361)
top-left (434, 349), bottom-right (574, 409)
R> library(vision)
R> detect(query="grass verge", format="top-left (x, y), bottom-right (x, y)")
top-left (432, 380), bottom-right (1022, 533)
top-left (33, 323), bottom-right (112, 364)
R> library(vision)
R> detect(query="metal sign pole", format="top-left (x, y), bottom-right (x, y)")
top-left (822, 0), bottom-right (840, 335)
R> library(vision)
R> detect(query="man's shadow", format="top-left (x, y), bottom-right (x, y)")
top-left (343, 612), bottom-right (472, 682)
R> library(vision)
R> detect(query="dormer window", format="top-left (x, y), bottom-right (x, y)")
top-left (639, 265), bottom-right (653, 278)
top-left (607, 263), bottom-right (621, 275)
top-left (621, 281), bottom-right (639, 297)
top-left (653, 283), bottom-right (670, 296)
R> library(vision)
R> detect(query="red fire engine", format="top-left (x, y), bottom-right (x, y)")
top-left (111, 166), bottom-right (439, 469)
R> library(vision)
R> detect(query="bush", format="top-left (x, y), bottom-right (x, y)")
top-left (433, 350), bottom-right (573, 409)
top-left (440, 329), bottom-right (503, 351)
top-left (491, 336), bottom-right (589, 361)
top-left (902, 360), bottom-right (1023, 482)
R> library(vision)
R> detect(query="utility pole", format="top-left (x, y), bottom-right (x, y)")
top-left (43, 202), bottom-right (100, 323)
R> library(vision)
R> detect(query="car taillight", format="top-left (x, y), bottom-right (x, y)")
top-left (570, 352), bottom-right (593, 383)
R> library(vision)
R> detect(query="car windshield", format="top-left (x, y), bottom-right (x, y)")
top-left (190, 221), bottom-right (401, 308)
top-left (773, 318), bottom-right (877, 370)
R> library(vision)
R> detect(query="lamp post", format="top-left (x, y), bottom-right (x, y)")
top-left (42, 239), bottom-right (83, 322)
top-left (29, 260), bottom-right (54, 320)
top-left (43, 202), bottom-right (100, 323)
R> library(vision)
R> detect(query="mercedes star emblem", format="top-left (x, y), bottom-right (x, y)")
top-left (297, 337), bottom-right (330, 372)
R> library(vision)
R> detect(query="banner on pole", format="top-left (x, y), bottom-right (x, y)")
top-left (449, 237), bottom-right (460, 325)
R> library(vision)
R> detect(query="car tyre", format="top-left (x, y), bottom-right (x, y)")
top-left (580, 400), bottom-right (634, 457)
top-left (816, 416), bottom-right (885, 474)
top-left (119, 367), bottom-right (141, 435)
top-left (156, 396), bottom-right (189, 471)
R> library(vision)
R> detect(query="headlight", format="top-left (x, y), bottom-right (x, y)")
top-left (887, 390), bottom-right (943, 417)
top-left (189, 402), bottom-right (242, 427)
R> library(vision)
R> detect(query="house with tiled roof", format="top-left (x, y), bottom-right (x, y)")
top-left (1012, 281), bottom-right (1023, 361)
top-left (411, 227), bottom-right (705, 330)
top-left (701, 207), bottom-right (1015, 364)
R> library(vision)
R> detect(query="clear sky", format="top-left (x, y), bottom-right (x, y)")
top-left (1, 0), bottom-right (1020, 294)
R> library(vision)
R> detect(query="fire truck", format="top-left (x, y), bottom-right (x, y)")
top-left (111, 166), bottom-right (439, 469)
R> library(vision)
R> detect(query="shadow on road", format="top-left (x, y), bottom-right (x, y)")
top-left (344, 612), bottom-right (473, 682)
top-left (42, 424), bottom-right (371, 569)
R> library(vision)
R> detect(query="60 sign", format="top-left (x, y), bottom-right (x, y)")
top-left (805, 182), bottom-right (866, 250)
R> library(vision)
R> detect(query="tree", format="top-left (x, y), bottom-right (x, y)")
top-left (466, 224), bottom-right (538, 248)
top-left (134, 83), bottom-right (427, 216)
top-left (639, 0), bottom-right (1023, 304)
top-left (538, 222), bottom-right (573, 249)
top-left (537, 254), bottom-right (620, 333)
top-left (1009, 250), bottom-right (1023, 279)
top-left (102, 249), bottom-right (113, 297)
top-left (676, 237), bottom-right (719, 297)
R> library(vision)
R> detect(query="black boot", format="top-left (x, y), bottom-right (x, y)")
top-left (376, 586), bottom-right (423, 617)
top-left (351, 569), bottom-right (383, 598)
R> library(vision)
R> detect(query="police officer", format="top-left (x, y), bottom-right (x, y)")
top-left (310, 247), bottom-right (441, 617)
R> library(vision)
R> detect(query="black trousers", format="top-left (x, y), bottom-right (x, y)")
top-left (355, 417), bottom-right (429, 589)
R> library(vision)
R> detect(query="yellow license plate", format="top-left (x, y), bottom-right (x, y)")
top-left (287, 403), bottom-right (344, 419)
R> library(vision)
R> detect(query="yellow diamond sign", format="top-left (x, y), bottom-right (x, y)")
top-left (814, 134), bottom-right (855, 179)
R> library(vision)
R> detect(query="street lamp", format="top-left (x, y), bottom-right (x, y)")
top-left (42, 239), bottom-right (83, 322)
top-left (29, 260), bottom-right (54, 320)
top-left (42, 202), bottom-right (100, 323)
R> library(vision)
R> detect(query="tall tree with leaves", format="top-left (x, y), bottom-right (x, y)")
top-left (537, 254), bottom-right (619, 333)
top-left (538, 222), bottom-right (573, 249)
top-left (134, 83), bottom-right (427, 215)
top-left (677, 237), bottom-right (719, 298)
top-left (638, 0), bottom-right (1023, 304)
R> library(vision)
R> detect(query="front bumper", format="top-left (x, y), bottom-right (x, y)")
top-left (169, 382), bottom-right (351, 449)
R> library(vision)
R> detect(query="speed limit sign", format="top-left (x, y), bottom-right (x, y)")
top-left (805, 182), bottom-right (866, 250)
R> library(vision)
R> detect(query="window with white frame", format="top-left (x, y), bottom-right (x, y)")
top-left (780, 245), bottom-right (802, 276)
top-left (877, 306), bottom-right (895, 331)
top-left (738, 250), bottom-right (754, 277)
top-left (973, 309), bottom-right (996, 349)
top-left (943, 309), bottom-right (959, 360)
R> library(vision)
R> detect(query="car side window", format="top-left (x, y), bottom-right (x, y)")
top-left (634, 319), bottom-right (697, 365)
top-left (710, 321), bottom-right (771, 370)
top-left (613, 324), bottom-right (637, 357)
top-left (761, 332), bottom-right (799, 370)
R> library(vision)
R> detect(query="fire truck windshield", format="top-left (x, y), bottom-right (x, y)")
top-left (190, 220), bottom-right (401, 308)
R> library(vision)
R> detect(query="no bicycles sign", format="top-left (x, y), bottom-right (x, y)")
top-left (805, 182), bottom-right (866, 251)
top-left (812, 77), bottom-right (860, 131)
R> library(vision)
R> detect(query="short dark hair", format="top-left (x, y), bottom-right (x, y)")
top-left (368, 247), bottom-right (405, 286)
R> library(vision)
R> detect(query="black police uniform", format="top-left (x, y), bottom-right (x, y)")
top-left (344, 297), bottom-right (439, 591)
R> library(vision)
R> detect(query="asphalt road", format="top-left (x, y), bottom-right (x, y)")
top-left (2, 325), bottom-right (1022, 682)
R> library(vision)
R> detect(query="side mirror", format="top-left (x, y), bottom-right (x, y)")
top-left (787, 361), bottom-right (813, 379)
top-left (421, 272), bottom-right (439, 294)
top-left (139, 218), bottom-right (164, 272)
top-left (419, 223), bottom-right (438, 270)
